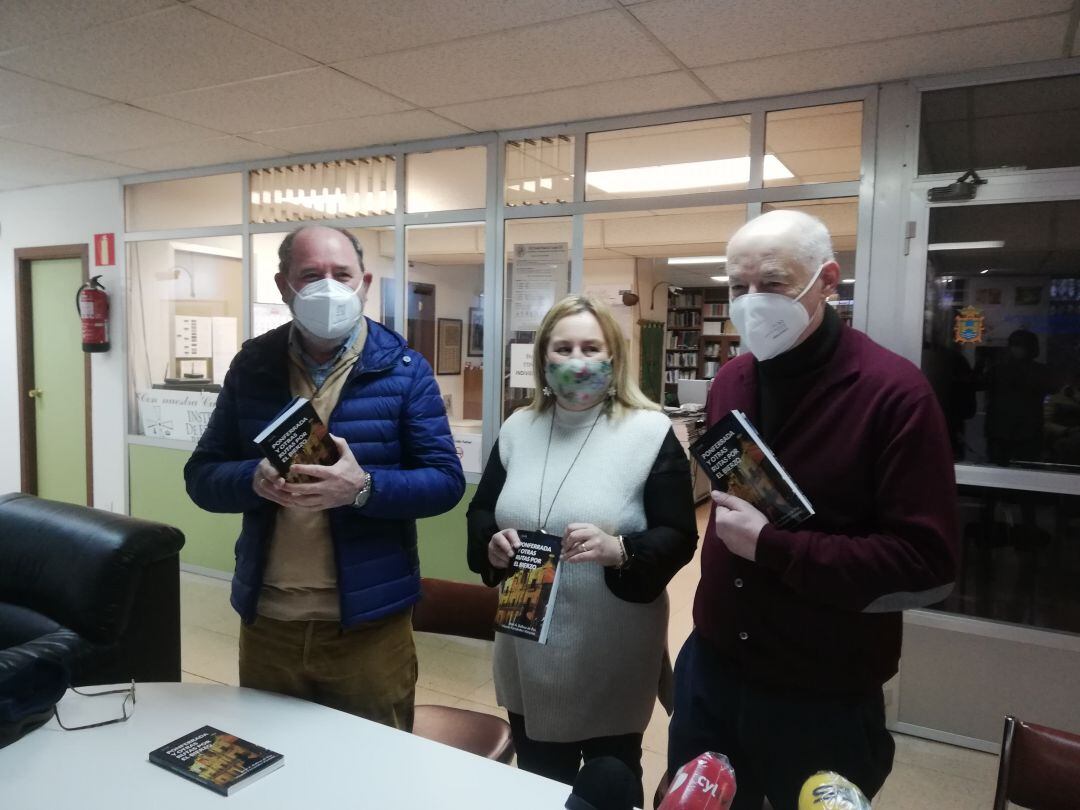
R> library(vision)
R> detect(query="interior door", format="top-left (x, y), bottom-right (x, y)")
top-left (28, 258), bottom-right (90, 505)
top-left (407, 282), bottom-right (436, 368)
top-left (892, 195), bottom-right (1080, 751)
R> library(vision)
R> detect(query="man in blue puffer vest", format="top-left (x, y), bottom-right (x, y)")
top-left (185, 225), bottom-right (465, 731)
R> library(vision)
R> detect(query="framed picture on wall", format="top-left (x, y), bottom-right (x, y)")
top-left (436, 318), bottom-right (463, 375)
top-left (468, 307), bottom-right (484, 357)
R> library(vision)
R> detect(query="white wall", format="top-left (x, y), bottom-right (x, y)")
top-left (0, 179), bottom-right (126, 512)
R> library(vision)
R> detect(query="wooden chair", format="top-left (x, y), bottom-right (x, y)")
top-left (411, 577), bottom-right (514, 764)
top-left (993, 715), bottom-right (1080, 810)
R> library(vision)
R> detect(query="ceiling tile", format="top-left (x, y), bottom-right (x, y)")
top-left (245, 109), bottom-right (471, 154)
top-left (0, 68), bottom-right (109, 126)
top-left (435, 71), bottom-right (714, 131)
top-left (99, 135), bottom-right (288, 171)
top-left (0, 104), bottom-right (223, 156)
top-left (695, 15), bottom-right (1068, 102)
top-left (0, 5), bottom-right (315, 101)
top-left (334, 10), bottom-right (679, 107)
top-left (194, 0), bottom-right (611, 62)
top-left (0, 138), bottom-right (138, 186)
top-left (631, 0), bottom-right (1071, 67)
top-left (135, 68), bottom-right (413, 133)
top-left (0, 0), bottom-right (174, 52)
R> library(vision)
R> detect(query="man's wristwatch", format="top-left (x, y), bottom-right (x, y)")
top-left (352, 472), bottom-right (373, 509)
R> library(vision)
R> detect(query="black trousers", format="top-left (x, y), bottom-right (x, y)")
top-left (508, 712), bottom-right (645, 808)
top-left (667, 631), bottom-right (894, 810)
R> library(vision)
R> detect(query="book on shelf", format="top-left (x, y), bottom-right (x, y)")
top-left (689, 409), bottom-right (814, 529)
top-left (148, 726), bottom-right (284, 796)
top-left (253, 396), bottom-right (340, 483)
top-left (702, 320), bottom-right (723, 335)
top-left (494, 530), bottom-right (563, 644)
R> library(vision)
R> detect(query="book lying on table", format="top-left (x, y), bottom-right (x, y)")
top-left (494, 530), bottom-right (563, 644)
top-left (148, 725), bottom-right (283, 796)
top-left (253, 396), bottom-right (339, 483)
top-left (689, 409), bottom-right (814, 529)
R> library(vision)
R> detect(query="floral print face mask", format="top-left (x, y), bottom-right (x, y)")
top-left (545, 357), bottom-right (614, 408)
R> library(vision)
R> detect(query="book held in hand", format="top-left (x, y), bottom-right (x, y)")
top-left (148, 725), bottom-right (283, 796)
top-left (254, 396), bottom-right (339, 482)
top-left (689, 409), bottom-right (814, 529)
top-left (494, 530), bottom-right (563, 644)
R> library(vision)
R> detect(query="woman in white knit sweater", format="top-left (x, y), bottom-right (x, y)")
top-left (467, 294), bottom-right (698, 801)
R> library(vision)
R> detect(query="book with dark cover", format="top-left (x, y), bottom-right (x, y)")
top-left (494, 530), bottom-right (563, 644)
top-left (689, 409), bottom-right (814, 529)
top-left (148, 725), bottom-right (283, 796)
top-left (253, 396), bottom-right (339, 482)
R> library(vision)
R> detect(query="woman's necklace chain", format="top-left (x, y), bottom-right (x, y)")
top-left (536, 407), bottom-right (603, 533)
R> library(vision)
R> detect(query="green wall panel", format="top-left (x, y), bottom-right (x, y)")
top-left (129, 441), bottom-right (477, 583)
top-left (128, 444), bottom-right (239, 572)
top-left (416, 483), bottom-right (477, 584)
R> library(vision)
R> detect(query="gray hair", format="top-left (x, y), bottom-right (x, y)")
top-left (730, 209), bottom-right (834, 274)
top-left (277, 225), bottom-right (365, 276)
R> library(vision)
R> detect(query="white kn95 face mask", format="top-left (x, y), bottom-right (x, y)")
top-left (729, 264), bottom-right (825, 361)
top-left (289, 278), bottom-right (362, 341)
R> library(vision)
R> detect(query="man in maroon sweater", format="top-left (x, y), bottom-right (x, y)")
top-left (667, 211), bottom-right (959, 810)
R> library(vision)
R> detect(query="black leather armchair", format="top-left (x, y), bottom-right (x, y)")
top-left (0, 493), bottom-right (186, 687)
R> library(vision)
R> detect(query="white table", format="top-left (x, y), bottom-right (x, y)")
top-left (0, 683), bottom-right (571, 809)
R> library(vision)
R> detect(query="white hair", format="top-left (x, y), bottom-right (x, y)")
top-left (730, 209), bottom-right (834, 274)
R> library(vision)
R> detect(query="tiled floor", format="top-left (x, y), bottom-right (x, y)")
top-left (179, 504), bottom-right (999, 808)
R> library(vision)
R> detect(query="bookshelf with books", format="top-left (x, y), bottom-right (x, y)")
top-left (699, 286), bottom-right (738, 381)
top-left (665, 286), bottom-right (739, 401)
top-left (664, 289), bottom-right (702, 395)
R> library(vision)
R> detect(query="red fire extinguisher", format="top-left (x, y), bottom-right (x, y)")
top-left (75, 275), bottom-right (110, 353)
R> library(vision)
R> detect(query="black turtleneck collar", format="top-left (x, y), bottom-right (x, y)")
top-left (754, 304), bottom-right (843, 441)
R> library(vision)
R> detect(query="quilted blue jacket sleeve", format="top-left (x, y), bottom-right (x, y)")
top-left (359, 354), bottom-right (465, 520)
top-left (184, 367), bottom-right (264, 515)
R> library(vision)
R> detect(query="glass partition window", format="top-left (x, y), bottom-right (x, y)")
top-left (251, 227), bottom-right (397, 338)
top-left (933, 486), bottom-right (1080, 636)
top-left (405, 224), bottom-right (485, 473)
top-left (505, 136), bottom-right (573, 206)
top-left (762, 198), bottom-right (859, 328)
top-left (405, 147), bottom-right (486, 213)
top-left (586, 117), bottom-right (751, 201)
top-left (125, 173), bottom-right (241, 232)
top-left (921, 201), bottom-right (1080, 471)
top-left (582, 205), bottom-right (746, 405)
top-left (919, 74), bottom-right (1080, 175)
top-left (250, 158), bottom-right (396, 223)
top-left (503, 218), bottom-right (572, 421)
top-left (764, 102), bottom-right (862, 187)
top-left (127, 236), bottom-right (243, 439)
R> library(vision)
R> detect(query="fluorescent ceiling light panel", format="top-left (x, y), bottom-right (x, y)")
top-left (669, 256), bottom-right (726, 265)
top-left (840, 279), bottom-right (856, 284)
top-left (710, 276), bottom-right (729, 282)
top-left (170, 241), bottom-right (242, 259)
top-left (587, 155), bottom-right (792, 194)
top-left (927, 240), bottom-right (1005, 251)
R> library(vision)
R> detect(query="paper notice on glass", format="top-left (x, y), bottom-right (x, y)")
top-left (253, 302), bottom-right (293, 337)
top-left (136, 389), bottom-right (219, 441)
top-left (175, 316), bottom-right (212, 357)
top-left (509, 343), bottom-right (535, 389)
top-left (211, 317), bottom-right (238, 384)
top-left (453, 432), bottom-right (482, 474)
top-left (510, 243), bottom-right (568, 331)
